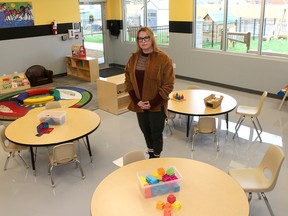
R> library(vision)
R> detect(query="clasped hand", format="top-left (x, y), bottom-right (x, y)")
top-left (137, 101), bottom-right (151, 110)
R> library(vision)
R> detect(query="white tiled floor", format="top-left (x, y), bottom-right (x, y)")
top-left (0, 78), bottom-right (287, 216)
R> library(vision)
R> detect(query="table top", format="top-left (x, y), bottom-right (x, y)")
top-left (5, 108), bottom-right (101, 146)
top-left (91, 157), bottom-right (249, 216)
top-left (168, 89), bottom-right (237, 116)
top-left (98, 73), bottom-right (124, 84)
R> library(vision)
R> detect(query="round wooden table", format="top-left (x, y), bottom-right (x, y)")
top-left (168, 89), bottom-right (237, 137)
top-left (91, 157), bottom-right (249, 216)
top-left (5, 108), bottom-right (101, 171)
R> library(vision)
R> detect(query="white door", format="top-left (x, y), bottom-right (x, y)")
top-left (79, 2), bottom-right (108, 68)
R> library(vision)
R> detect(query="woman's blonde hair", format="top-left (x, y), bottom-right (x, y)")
top-left (136, 27), bottom-right (160, 53)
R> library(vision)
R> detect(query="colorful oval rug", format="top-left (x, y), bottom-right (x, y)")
top-left (0, 86), bottom-right (92, 120)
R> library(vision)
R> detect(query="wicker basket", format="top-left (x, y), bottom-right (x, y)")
top-left (204, 94), bottom-right (224, 108)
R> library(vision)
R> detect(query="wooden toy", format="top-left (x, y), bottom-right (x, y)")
top-left (204, 94), bottom-right (223, 108)
top-left (71, 44), bottom-right (86, 58)
top-left (0, 72), bottom-right (30, 95)
top-left (170, 92), bottom-right (185, 101)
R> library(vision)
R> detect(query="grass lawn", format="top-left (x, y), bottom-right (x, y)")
top-left (84, 33), bottom-right (288, 55)
top-left (84, 34), bottom-right (103, 43)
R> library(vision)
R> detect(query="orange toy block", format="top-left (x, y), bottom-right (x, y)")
top-left (157, 167), bottom-right (165, 176)
top-left (156, 200), bottom-right (165, 210)
top-left (163, 202), bottom-right (172, 211)
top-left (163, 203), bottom-right (172, 216)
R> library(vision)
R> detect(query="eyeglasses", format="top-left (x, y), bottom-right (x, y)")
top-left (137, 36), bottom-right (150, 42)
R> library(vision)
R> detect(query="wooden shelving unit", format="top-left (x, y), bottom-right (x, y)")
top-left (97, 74), bottom-right (130, 115)
top-left (0, 72), bottom-right (30, 95)
top-left (65, 55), bottom-right (99, 82)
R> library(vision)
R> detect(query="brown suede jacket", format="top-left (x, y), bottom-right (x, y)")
top-left (124, 50), bottom-right (175, 117)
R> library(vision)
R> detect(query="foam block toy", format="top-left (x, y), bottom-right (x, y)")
top-left (166, 167), bottom-right (175, 176)
top-left (172, 200), bottom-right (182, 211)
top-left (36, 122), bottom-right (53, 136)
top-left (167, 194), bottom-right (176, 204)
top-left (156, 200), bottom-right (165, 210)
top-left (157, 167), bottom-right (165, 176)
top-left (146, 175), bottom-right (158, 185)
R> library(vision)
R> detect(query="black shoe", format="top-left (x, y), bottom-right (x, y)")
top-left (147, 152), bottom-right (161, 159)
top-left (153, 154), bottom-right (160, 158)
top-left (147, 151), bottom-right (154, 159)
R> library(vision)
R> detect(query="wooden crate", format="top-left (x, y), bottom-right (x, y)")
top-left (204, 94), bottom-right (223, 108)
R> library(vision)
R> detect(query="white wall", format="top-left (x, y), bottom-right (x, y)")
top-left (108, 31), bottom-right (288, 95)
top-left (0, 35), bottom-right (82, 75)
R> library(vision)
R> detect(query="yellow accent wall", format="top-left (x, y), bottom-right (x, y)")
top-left (170, 0), bottom-right (193, 22)
top-left (4, 0), bottom-right (80, 25)
top-left (3, 0), bottom-right (195, 26)
top-left (106, 0), bottom-right (122, 20)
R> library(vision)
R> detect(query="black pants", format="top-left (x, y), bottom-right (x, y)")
top-left (136, 107), bottom-right (166, 155)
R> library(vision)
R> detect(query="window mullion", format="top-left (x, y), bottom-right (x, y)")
top-left (258, 0), bottom-right (266, 55)
top-left (144, 0), bottom-right (147, 26)
top-left (222, 0), bottom-right (228, 51)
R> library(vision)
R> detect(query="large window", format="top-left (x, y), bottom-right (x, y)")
top-left (123, 0), bottom-right (169, 45)
top-left (194, 0), bottom-right (288, 57)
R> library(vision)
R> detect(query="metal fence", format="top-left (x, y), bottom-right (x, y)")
top-left (203, 17), bottom-right (287, 43)
top-left (237, 17), bottom-right (287, 39)
top-left (126, 25), bottom-right (169, 44)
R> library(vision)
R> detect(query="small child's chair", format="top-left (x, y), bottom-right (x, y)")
top-left (191, 117), bottom-right (219, 151)
top-left (48, 142), bottom-right (85, 187)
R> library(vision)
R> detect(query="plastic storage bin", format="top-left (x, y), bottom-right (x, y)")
top-left (38, 110), bottom-right (66, 125)
top-left (137, 166), bottom-right (183, 198)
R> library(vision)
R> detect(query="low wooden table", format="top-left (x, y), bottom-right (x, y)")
top-left (168, 89), bottom-right (237, 137)
top-left (5, 108), bottom-right (101, 172)
top-left (91, 158), bottom-right (249, 216)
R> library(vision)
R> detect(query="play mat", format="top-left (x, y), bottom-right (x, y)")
top-left (0, 86), bottom-right (92, 120)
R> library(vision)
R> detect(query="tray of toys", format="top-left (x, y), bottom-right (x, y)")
top-left (137, 166), bottom-right (183, 198)
top-left (204, 94), bottom-right (223, 108)
top-left (38, 110), bottom-right (66, 125)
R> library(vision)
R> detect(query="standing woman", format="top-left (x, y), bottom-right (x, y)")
top-left (125, 27), bottom-right (175, 158)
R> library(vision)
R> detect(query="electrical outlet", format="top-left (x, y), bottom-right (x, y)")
top-left (173, 63), bottom-right (176, 68)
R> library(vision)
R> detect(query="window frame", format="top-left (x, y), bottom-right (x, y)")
top-left (193, 0), bottom-right (288, 59)
top-left (122, 0), bottom-right (169, 45)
